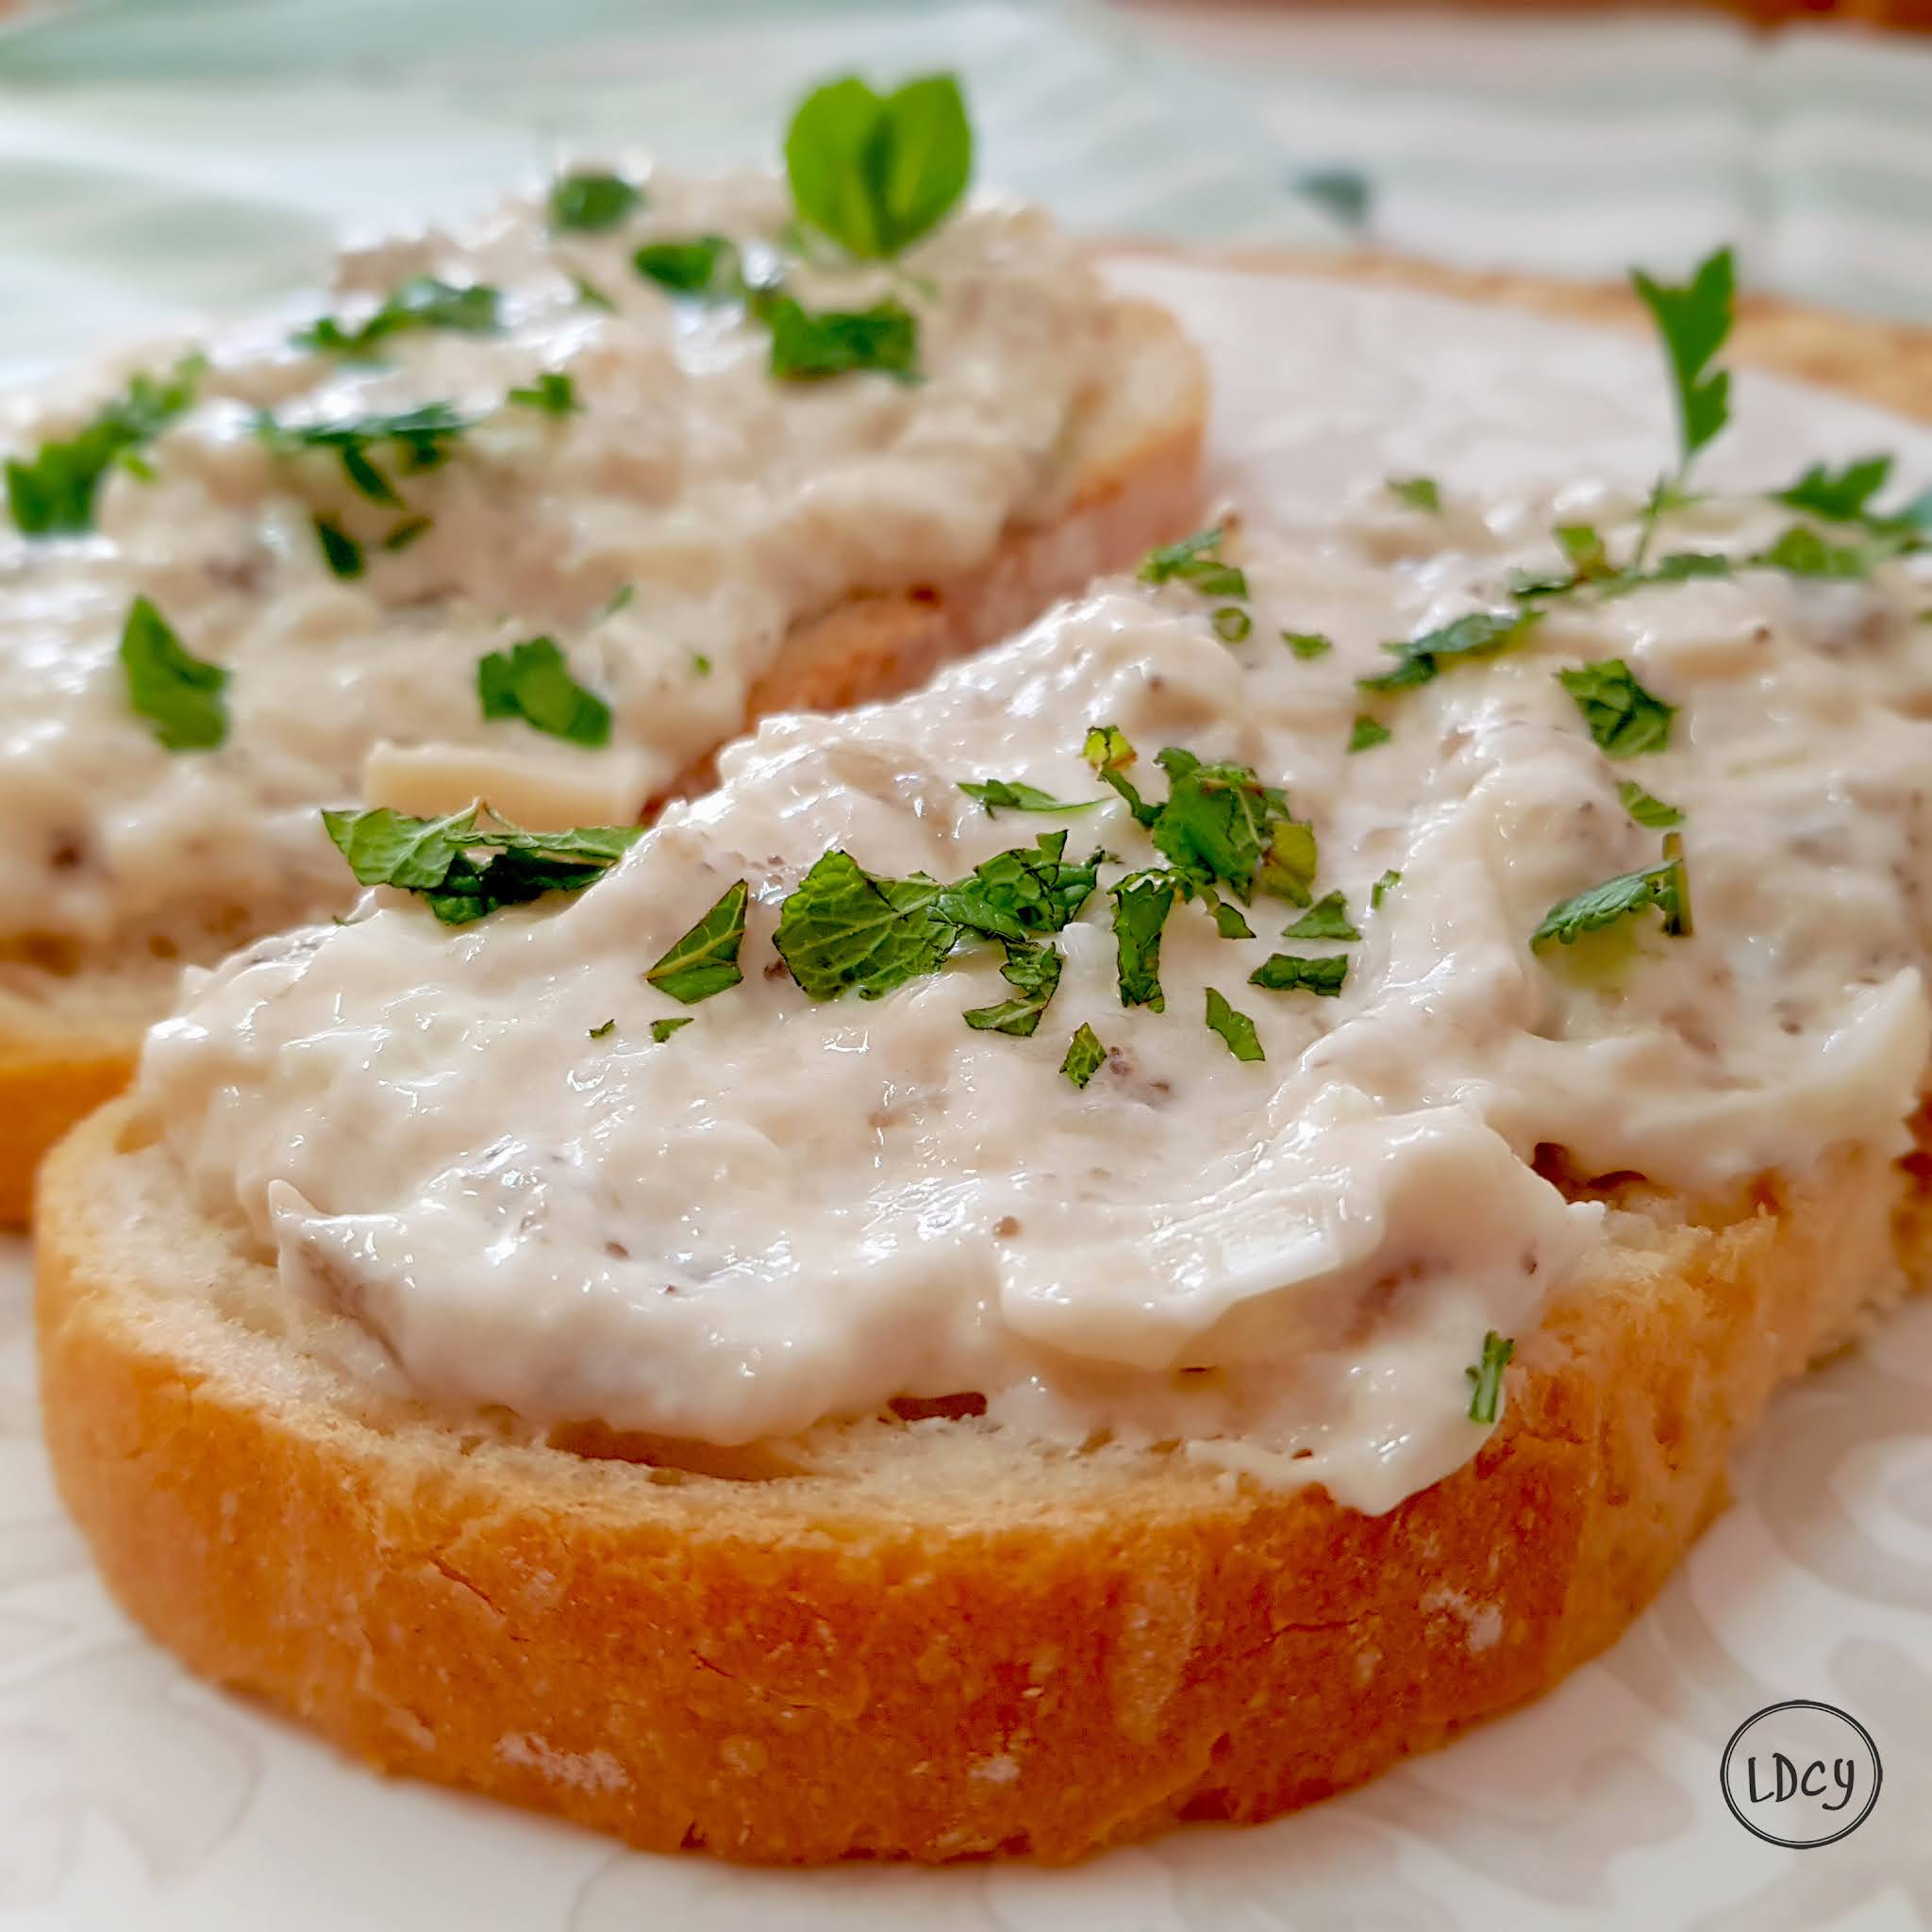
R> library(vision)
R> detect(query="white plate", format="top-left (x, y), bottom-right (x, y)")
top-left (5, 258), bottom-right (1932, 1930)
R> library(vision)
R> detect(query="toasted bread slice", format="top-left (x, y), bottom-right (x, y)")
top-left (34, 1097), bottom-right (1926, 1863)
top-left (0, 296), bottom-right (1205, 1226)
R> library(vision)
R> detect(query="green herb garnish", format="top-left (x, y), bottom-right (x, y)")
top-left (1358, 608), bottom-right (1538, 694)
top-left (963, 941), bottom-right (1062, 1037)
top-left (1110, 870), bottom-right (1177, 1012)
top-left (1282, 629), bottom-right (1333, 659)
top-left (1147, 746), bottom-right (1316, 908)
top-left (1212, 605), bottom-right (1252, 644)
top-left (120, 595), bottom-right (228, 752)
top-left (7, 358), bottom-right (201, 534)
top-left (1465, 1330), bottom-right (1514, 1424)
top-left (1205, 988), bottom-right (1264, 1061)
top-left (257, 402), bottom-right (471, 507)
top-left (548, 170), bottom-right (643, 233)
top-left (1248, 952), bottom-right (1348, 996)
top-left (590, 1019), bottom-right (616, 1039)
top-left (957, 777), bottom-right (1099, 816)
top-left (477, 636), bottom-right (612, 748)
top-left (1617, 779), bottom-right (1683, 828)
top-left (774, 851), bottom-right (956, 999)
top-left (1060, 1023), bottom-right (1107, 1088)
top-left (1532, 831), bottom-right (1691, 950)
top-left (633, 236), bottom-right (740, 299)
top-left (765, 294), bottom-right (920, 381)
top-left (382, 515), bottom-right (431, 552)
top-left (313, 514), bottom-right (363, 579)
top-left (1348, 714), bottom-right (1391, 754)
top-left (1387, 475), bottom-right (1441, 513)
top-left (1629, 246), bottom-right (1734, 561)
top-left (1282, 891), bottom-right (1359, 941)
top-left (651, 1015), bottom-right (693, 1042)
top-left (645, 880), bottom-right (749, 1004)
top-left (1371, 868), bottom-right (1401, 909)
top-left (295, 276), bottom-right (500, 357)
top-left (936, 830), bottom-right (1099, 942)
top-left (1138, 524), bottom-right (1246, 600)
top-left (1557, 658), bottom-right (1674, 758)
top-left (507, 372), bottom-right (580, 415)
top-left (570, 271), bottom-right (618, 313)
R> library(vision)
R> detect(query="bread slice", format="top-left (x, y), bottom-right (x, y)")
top-left (0, 295), bottom-right (1205, 1228)
top-left (34, 1095), bottom-right (1928, 1864)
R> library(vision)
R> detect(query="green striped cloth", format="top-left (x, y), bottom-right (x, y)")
top-left (0, 0), bottom-right (1927, 379)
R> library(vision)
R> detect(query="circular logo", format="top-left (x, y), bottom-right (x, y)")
top-left (1720, 1701), bottom-right (1881, 1848)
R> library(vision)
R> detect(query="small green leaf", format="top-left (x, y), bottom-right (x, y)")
top-left (1248, 953), bottom-right (1348, 996)
top-left (1386, 475), bottom-right (1441, 512)
top-left (1751, 522), bottom-right (1910, 580)
top-left (1211, 605), bottom-right (1252, 644)
top-left (1358, 609), bottom-right (1538, 694)
top-left (1137, 524), bottom-right (1246, 599)
top-left (650, 1015), bottom-right (693, 1042)
top-left (507, 371), bottom-right (580, 414)
top-left (633, 235), bottom-right (740, 299)
top-left (1281, 891), bottom-right (1358, 941)
top-left (313, 514), bottom-right (363, 579)
top-left (382, 515), bottom-right (431, 552)
top-left (1083, 722), bottom-right (1157, 825)
top-left (1348, 713), bottom-right (1391, 754)
top-left (589, 1019), bottom-right (616, 1039)
top-left (257, 402), bottom-right (471, 507)
top-left (957, 777), bottom-right (1099, 816)
top-left (774, 851), bottom-right (957, 999)
top-left (766, 294), bottom-right (920, 381)
top-left (1110, 870), bottom-right (1176, 1011)
top-left (1282, 629), bottom-right (1333, 659)
top-left (963, 941), bottom-right (1062, 1037)
top-left (1209, 896), bottom-right (1254, 940)
top-left (1371, 868), bottom-right (1401, 909)
top-left (1617, 779), bottom-right (1683, 828)
top-left (119, 595), bottom-right (229, 752)
top-left (645, 880), bottom-right (750, 1005)
top-left (477, 636), bottom-right (612, 748)
top-left (1630, 246), bottom-right (1735, 471)
top-left (1205, 987), bottom-right (1264, 1062)
top-left (570, 271), bottom-right (618, 313)
top-left (548, 170), bottom-right (643, 232)
top-left (1532, 831), bottom-right (1692, 950)
top-left (1060, 1023), bottom-right (1107, 1088)
top-left (1557, 658), bottom-right (1675, 758)
top-left (1465, 1330), bottom-right (1514, 1424)
top-left (936, 831), bottom-right (1098, 941)
top-left (1773, 455), bottom-right (1892, 525)
top-left (295, 275), bottom-right (500, 356)
top-left (8, 358), bottom-right (201, 535)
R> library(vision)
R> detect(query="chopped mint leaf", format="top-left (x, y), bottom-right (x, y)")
top-left (1751, 522), bottom-right (1912, 580)
top-left (962, 941), bottom-right (1062, 1037)
top-left (570, 271), bottom-right (618, 313)
top-left (313, 514), bottom-right (363, 579)
top-left (507, 371), bottom-right (580, 414)
top-left (1630, 246), bottom-right (1735, 561)
top-left (1465, 1330), bottom-right (1514, 1424)
top-left (1774, 455), bottom-right (1892, 525)
top-left (634, 235), bottom-right (740, 299)
top-left (1282, 629), bottom-right (1333, 659)
top-left (1387, 475), bottom-right (1441, 513)
top-left (295, 276), bottom-right (500, 357)
top-left (1149, 746), bottom-right (1315, 907)
top-left (958, 777), bottom-right (1100, 816)
top-left (644, 880), bottom-right (749, 1004)
top-left (1110, 870), bottom-right (1176, 1011)
top-left (589, 1019), bottom-right (616, 1039)
top-left (784, 72), bottom-right (972, 259)
top-left (1617, 778), bottom-right (1684, 828)
top-left (382, 515), bottom-right (431, 552)
top-left (691, 653), bottom-right (711, 676)
top-left (1208, 896), bottom-right (1254, 940)
top-left (1060, 1022), bottom-right (1107, 1088)
top-left (1371, 868), bottom-right (1401, 909)
top-left (1205, 987), bottom-right (1264, 1062)
top-left (320, 806), bottom-right (641, 924)
top-left (1248, 952), bottom-right (1348, 996)
top-left (8, 357), bottom-right (201, 534)
top-left (765, 294), bottom-right (920, 381)
top-left (120, 595), bottom-right (228, 752)
top-left (601, 583), bottom-right (635, 618)
top-left (1358, 608), bottom-right (1538, 694)
top-left (1282, 891), bottom-right (1358, 941)
top-left (1083, 722), bottom-right (1158, 825)
top-left (1557, 658), bottom-right (1674, 758)
top-left (936, 830), bottom-right (1099, 942)
top-left (650, 1015), bottom-right (693, 1043)
top-left (1137, 524), bottom-right (1246, 600)
top-left (477, 636), bottom-right (612, 748)
top-left (774, 851), bottom-right (956, 999)
top-left (1532, 831), bottom-right (1692, 950)
top-left (548, 170), bottom-right (643, 233)
top-left (1348, 713), bottom-right (1391, 754)
top-left (1212, 605), bottom-right (1253, 644)
top-left (1557, 523), bottom-right (1611, 575)
top-left (257, 401), bottom-right (470, 507)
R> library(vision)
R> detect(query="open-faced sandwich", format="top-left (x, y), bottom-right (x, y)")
top-left (0, 74), bottom-right (1205, 1223)
top-left (35, 229), bottom-right (1932, 1859)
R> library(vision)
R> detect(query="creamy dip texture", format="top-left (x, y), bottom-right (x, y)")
top-left (0, 171), bottom-right (1108, 957)
top-left (142, 483), bottom-right (1932, 1513)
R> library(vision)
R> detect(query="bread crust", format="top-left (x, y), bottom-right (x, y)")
top-left (0, 296), bottom-right (1206, 1226)
top-left (33, 1100), bottom-right (1925, 1862)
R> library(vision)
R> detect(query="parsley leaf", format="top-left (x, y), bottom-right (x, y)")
top-left (644, 880), bottom-right (749, 1004)
top-left (1249, 953), bottom-right (1348, 996)
top-left (313, 514), bottom-right (363, 579)
top-left (1751, 523), bottom-right (1913, 580)
top-left (8, 357), bottom-right (201, 534)
top-left (784, 72), bottom-right (972, 259)
top-left (507, 372), bottom-right (580, 414)
top-left (295, 276), bottom-right (500, 357)
top-left (1282, 891), bottom-right (1358, 941)
top-left (1774, 455), bottom-right (1893, 525)
top-left (1110, 870), bottom-right (1176, 1011)
top-left (1358, 608), bottom-right (1538, 694)
top-left (957, 777), bottom-right (1099, 816)
top-left (765, 294), bottom-right (919, 381)
top-left (477, 636), bottom-right (612, 748)
top-left (548, 170), bottom-right (643, 233)
top-left (1465, 1330), bottom-right (1514, 1424)
top-left (1617, 779), bottom-right (1684, 828)
top-left (1060, 1022), bottom-right (1107, 1088)
top-left (1387, 475), bottom-right (1441, 512)
top-left (651, 1015), bottom-right (693, 1042)
top-left (963, 941), bottom-right (1062, 1037)
top-left (1557, 658), bottom-right (1674, 758)
top-left (320, 806), bottom-right (641, 924)
top-left (1282, 629), bottom-right (1333, 659)
top-left (1532, 831), bottom-right (1692, 950)
top-left (1205, 987), bottom-right (1264, 1062)
top-left (774, 851), bottom-right (957, 999)
top-left (257, 402), bottom-right (471, 507)
top-left (1138, 524), bottom-right (1246, 600)
top-left (935, 830), bottom-right (1099, 941)
top-left (120, 595), bottom-right (228, 752)
top-left (1630, 246), bottom-right (1735, 561)
top-left (1371, 868), bottom-right (1401, 909)
top-left (633, 235), bottom-right (740, 299)
top-left (1348, 713), bottom-right (1391, 754)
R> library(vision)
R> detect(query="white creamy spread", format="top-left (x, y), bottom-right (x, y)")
top-left (0, 172), bottom-right (1107, 955)
top-left (141, 484), bottom-right (1932, 1514)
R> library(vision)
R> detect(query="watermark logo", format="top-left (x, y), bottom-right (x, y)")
top-left (1720, 1701), bottom-right (1881, 1849)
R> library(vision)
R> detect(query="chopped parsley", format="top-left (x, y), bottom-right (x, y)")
top-left (1204, 987), bottom-right (1264, 1062)
top-left (1629, 246), bottom-right (1734, 560)
top-left (774, 852), bottom-right (956, 1000)
top-left (644, 880), bottom-right (749, 1004)
top-left (651, 1015), bottom-right (693, 1042)
top-left (1387, 475), bottom-right (1441, 513)
top-left (1358, 609), bottom-right (1538, 695)
top-left (691, 653), bottom-right (711, 676)
top-left (320, 805), bottom-right (641, 924)
top-left (1137, 524), bottom-right (1246, 600)
top-left (1212, 605), bottom-right (1252, 643)
top-left (1348, 713), bottom-right (1391, 754)
top-left (313, 514), bottom-right (363, 579)
top-left (1109, 870), bottom-right (1176, 1011)
top-left (120, 595), bottom-right (228, 752)
top-left (476, 636), bottom-right (612, 748)
top-left (507, 371), bottom-right (580, 415)
top-left (589, 1019), bottom-right (616, 1039)
top-left (548, 170), bottom-right (643, 233)
top-left (294, 276), bottom-right (500, 357)
top-left (765, 294), bottom-right (920, 381)
top-left (1556, 658), bottom-right (1674, 758)
top-left (1248, 952), bottom-right (1348, 997)
top-left (1282, 891), bottom-right (1359, 941)
top-left (257, 402), bottom-right (471, 507)
top-left (958, 777), bottom-right (1099, 816)
top-left (962, 941), bottom-right (1062, 1037)
top-left (1060, 1022), bottom-right (1107, 1088)
top-left (633, 236), bottom-right (741, 300)
top-left (1371, 868), bottom-right (1401, 909)
top-left (1532, 831), bottom-right (1692, 950)
top-left (1083, 722), bottom-right (1156, 824)
top-left (1617, 779), bottom-right (1684, 828)
top-left (1751, 523), bottom-right (1912, 580)
top-left (1465, 1330), bottom-right (1514, 1424)
top-left (1282, 629), bottom-right (1333, 659)
top-left (7, 357), bottom-right (201, 534)
top-left (784, 72), bottom-right (972, 260)
top-left (1772, 455), bottom-right (1928, 539)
